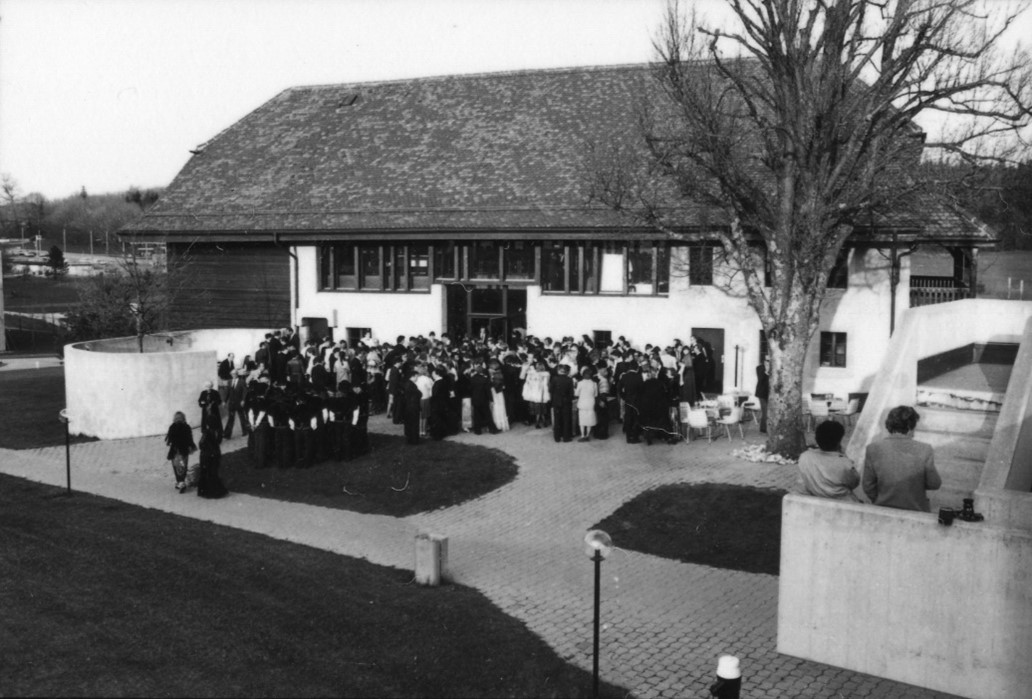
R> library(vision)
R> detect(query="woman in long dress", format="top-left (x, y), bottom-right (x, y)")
top-left (574, 366), bottom-right (598, 442)
top-left (196, 425), bottom-right (229, 499)
top-left (164, 411), bottom-right (196, 493)
top-left (491, 372), bottom-right (510, 432)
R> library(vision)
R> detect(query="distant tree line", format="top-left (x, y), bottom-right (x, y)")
top-left (0, 175), bottom-right (163, 255)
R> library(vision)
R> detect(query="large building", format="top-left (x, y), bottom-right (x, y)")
top-left (120, 64), bottom-right (992, 398)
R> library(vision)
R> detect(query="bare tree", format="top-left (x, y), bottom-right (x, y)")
top-left (65, 249), bottom-right (194, 352)
top-left (590, 0), bottom-right (1031, 456)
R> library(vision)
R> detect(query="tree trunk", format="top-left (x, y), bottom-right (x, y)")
top-left (762, 291), bottom-right (820, 458)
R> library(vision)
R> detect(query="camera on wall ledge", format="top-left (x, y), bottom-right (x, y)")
top-left (938, 498), bottom-right (984, 526)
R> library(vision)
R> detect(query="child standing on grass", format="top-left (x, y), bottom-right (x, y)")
top-left (164, 411), bottom-right (196, 493)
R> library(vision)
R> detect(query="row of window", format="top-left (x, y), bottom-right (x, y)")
top-left (318, 241), bottom-right (718, 294)
top-left (317, 241), bottom-right (850, 294)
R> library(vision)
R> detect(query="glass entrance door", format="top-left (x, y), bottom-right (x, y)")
top-left (446, 284), bottom-right (527, 344)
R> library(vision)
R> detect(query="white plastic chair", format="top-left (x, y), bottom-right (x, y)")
top-left (686, 408), bottom-right (712, 443)
top-left (741, 395), bottom-right (761, 424)
top-left (835, 398), bottom-right (860, 426)
top-left (678, 401), bottom-right (692, 440)
top-left (716, 406), bottom-right (744, 440)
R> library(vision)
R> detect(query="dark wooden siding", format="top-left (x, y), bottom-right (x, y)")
top-left (167, 243), bottom-right (290, 329)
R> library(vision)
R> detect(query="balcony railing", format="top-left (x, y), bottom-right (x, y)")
top-left (910, 275), bottom-right (974, 307)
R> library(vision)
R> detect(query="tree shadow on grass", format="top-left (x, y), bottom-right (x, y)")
top-left (592, 482), bottom-right (787, 575)
top-left (221, 432), bottom-right (519, 517)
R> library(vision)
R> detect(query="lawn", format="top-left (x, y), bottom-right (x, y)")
top-left (220, 434), bottom-right (519, 517)
top-left (2, 274), bottom-right (87, 312)
top-left (0, 367), bottom-right (96, 449)
top-left (0, 474), bottom-right (625, 698)
top-left (593, 483), bottom-right (786, 575)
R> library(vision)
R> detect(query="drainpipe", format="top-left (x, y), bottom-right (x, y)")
top-left (273, 232), bottom-right (299, 328)
top-left (889, 230), bottom-right (898, 336)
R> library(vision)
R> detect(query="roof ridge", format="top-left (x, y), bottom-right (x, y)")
top-left (282, 62), bottom-right (655, 93)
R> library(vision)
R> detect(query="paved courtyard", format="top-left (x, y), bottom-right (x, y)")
top-left (0, 393), bottom-right (960, 698)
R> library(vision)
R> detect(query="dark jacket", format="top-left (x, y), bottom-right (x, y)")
top-left (165, 421), bottom-right (196, 460)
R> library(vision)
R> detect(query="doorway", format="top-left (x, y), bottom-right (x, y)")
top-left (445, 284), bottom-right (527, 344)
top-left (691, 327), bottom-right (725, 395)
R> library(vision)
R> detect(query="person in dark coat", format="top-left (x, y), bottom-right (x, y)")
top-left (402, 372), bottom-right (424, 445)
top-left (348, 382), bottom-right (371, 458)
top-left (690, 336), bottom-right (711, 394)
top-left (197, 381), bottom-right (221, 422)
top-left (271, 392), bottom-right (295, 469)
top-left (549, 364), bottom-right (575, 443)
top-left (469, 363), bottom-right (498, 435)
top-left (428, 364), bottom-right (452, 440)
top-left (640, 369), bottom-right (676, 445)
top-left (164, 411), bottom-right (196, 492)
top-left (196, 424), bottom-right (228, 499)
top-left (755, 362), bottom-right (770, 433)
top-left (619, 362), bottom-right (644, 444)
top-left (324, 383), bottom-right (350, 461)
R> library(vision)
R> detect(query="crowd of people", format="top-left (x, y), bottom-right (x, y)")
top-left (163, 327), bottom-right (745, 488)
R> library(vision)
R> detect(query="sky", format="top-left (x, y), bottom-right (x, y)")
top-left (1, 0), bottom-right (1028, 202)
top-left (0, 0), bottom-right (697, 200)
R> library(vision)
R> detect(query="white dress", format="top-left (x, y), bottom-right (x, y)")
top-left (575, 379), bottom-right (598, 427)
top-left (491, 387), bottom-right (510, 431)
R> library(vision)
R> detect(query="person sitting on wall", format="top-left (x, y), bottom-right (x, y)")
top-left (795, 420), bottom-right (861, 501)
top-left (863, 405), bottom-right (942, 512)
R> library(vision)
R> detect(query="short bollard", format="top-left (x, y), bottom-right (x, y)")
top-left (414, 533), bottom-right (449, 586)
top-left (709, 654), bottom-right (741, 699)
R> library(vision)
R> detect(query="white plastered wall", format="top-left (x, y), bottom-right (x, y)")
top-left (293, 244), bottom-right (900, 398)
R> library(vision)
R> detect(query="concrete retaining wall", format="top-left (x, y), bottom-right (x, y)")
top-left (977, 315), bottom-right (1032, 529)
top-left (846, 299), bottom-right (1032, 470)
top-left (778, 494), bottom-right (1032, 699)
top-left (64, 329), bottom-right (268, 439)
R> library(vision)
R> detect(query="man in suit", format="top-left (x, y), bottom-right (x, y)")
top-left (224, 368), bottom-right (250, 440)
top-left (549, 363), bottom-right (575, 443)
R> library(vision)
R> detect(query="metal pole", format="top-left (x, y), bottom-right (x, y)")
top-left (592, 550), bottom-right (602, 699)
top-left (65, 418), bottom-right (71, 494)
top-left (733, 345), bottom-right (740, 388)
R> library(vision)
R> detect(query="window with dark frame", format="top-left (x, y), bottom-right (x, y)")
top-left (688, 245), bottom-right (714, 285)
top-left (759, 330), bottom-right (769, 368)
top-left (504, 241), bottom-right (535, 280)
top-left (346, 327), bottom-right (371, 348)
top-left (319, 242), bottom-right (432, 292)
top-left (541, 242), bottom-right (669, 296)
top-left (819, 332), bottom-right (847, 367)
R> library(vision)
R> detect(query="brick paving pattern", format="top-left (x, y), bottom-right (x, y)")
top-left (1, 414), bottom-right (960, 698)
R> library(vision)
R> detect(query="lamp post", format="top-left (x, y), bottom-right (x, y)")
top-left (584, 529), bottom-right (612, 699)
top-left (58, 409), bottom-right (71, 494)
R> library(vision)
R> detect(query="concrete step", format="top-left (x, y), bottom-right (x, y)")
top-left (914, 405), bottom-right (997, 437)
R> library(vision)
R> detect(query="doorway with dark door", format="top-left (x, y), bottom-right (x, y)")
top-left (691, 327), bottom-right (724, 395)
top-left (445, 284), bottom-right (527, 344)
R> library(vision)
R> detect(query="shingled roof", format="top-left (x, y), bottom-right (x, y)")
top-left (121, 63), bottom-right (994, 245)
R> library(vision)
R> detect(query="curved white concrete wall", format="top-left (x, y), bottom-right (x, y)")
top-left (64, 329), bottom-right (269, 439)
